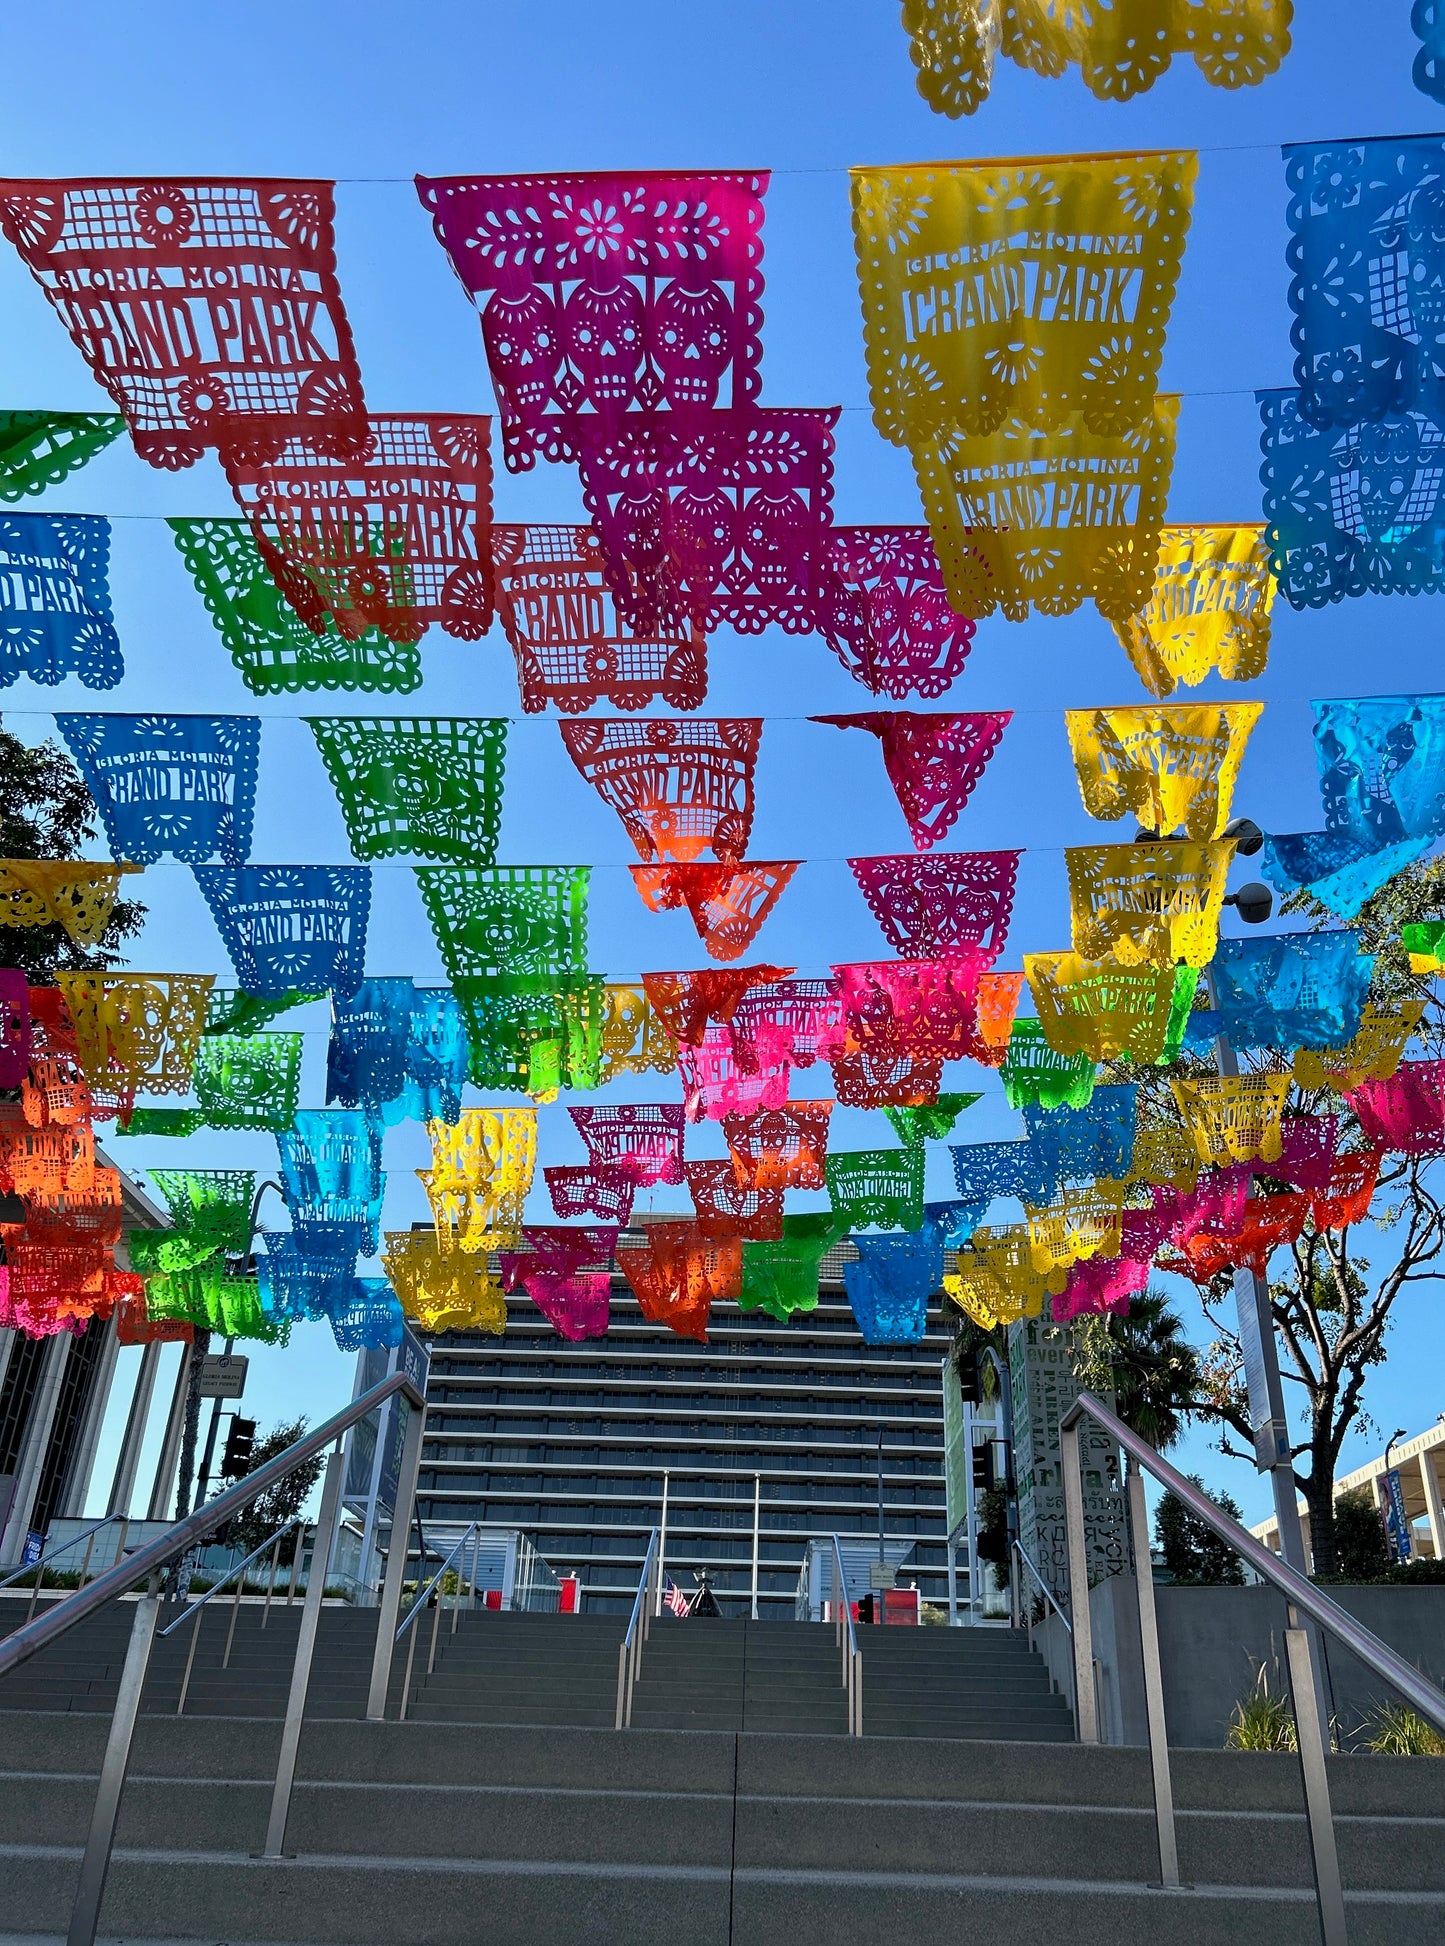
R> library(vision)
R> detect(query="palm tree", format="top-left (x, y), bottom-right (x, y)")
top-left (1073, 1289), bottom-right (1201, 1453)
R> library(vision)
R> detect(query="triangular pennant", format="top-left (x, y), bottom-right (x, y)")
top-left (0, 410), bottom-right (125, 501)
top-left (0, 178), bottom-right (366, 469)
top-left (308, 718), bottom-right (506, 863)
top-left (630, 861), bottom-right (798, 961)
top-left (492, 524), bottom-right (708, 714)
top-left (193, 866), bottom-right (370, 997)
top-left (415, 867), bottom-right (588, 982)
top-left (847, 851), bottom-right (1019, 961)
top-left (57, 714), bottom-right (260, 865)
top-left (0, 515), bottom-right (123, 689)
top-left (817, 525), bottom-right (975, 701)
top-left (1065, 703), bottom-right (1262, 840)
top-left (224, 414), bottom-right (493, 645)
top-left (169, 518), bottom-right (421, 697)
top-left (814, 712), bottom-right (1010, 850)
top-left (559, 719), bottom-right (761, 863)
top-left (641, 964), bottom-right (792, 1046)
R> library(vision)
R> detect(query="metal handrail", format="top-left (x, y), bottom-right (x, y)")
top-left (614, 1527), bottom-right (660, 1730)
top-left (1060, 1389), bottom-right (1445, 1946)
top-left (1010, 1538), bottom-right (1072, 1636)
top-left (396, 1519), bottom-right (481, 1640)
top-left (1062, 1391), bottom-right (1445, 1735)
top-left (158, 1517), bottom-right (303, 1637)
top-left (157, 1515), bottom-right (303, 1717)
top-left (828, 1535), bottom-right (863, 1737)
top-left (394, 1520), bottom-right (483, 1722)
top-left (0, 1512), bottom-right (125, 1594)
top-left (3, 1365), bottom-right (427, 1946)
top-left (0, 1368), bottom-right (415, 1682)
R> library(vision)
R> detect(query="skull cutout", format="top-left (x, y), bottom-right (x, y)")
top-left (741, 490), bottom-right (809, 595)
top-left (482, 290), bottom-right (564, 432)
top-left (668, 487), bottom-right (735, 604)
top-left (652, 282), bottom-right (733, 411)
top-left (1406, 183), bottom-right (1445, 342)
top-left (1332, 417), bottom-right (1445, 544)
top-left (564, 280), bottom-right (645, 413)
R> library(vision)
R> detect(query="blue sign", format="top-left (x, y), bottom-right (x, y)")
top-left (1384, 1468), bottom-right (1413, 1562)
top-left (21, 1531), bottom-right (43, 1568)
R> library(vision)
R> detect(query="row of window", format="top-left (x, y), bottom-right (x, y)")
top-left (415, 1500), bottom-right (946, 1538)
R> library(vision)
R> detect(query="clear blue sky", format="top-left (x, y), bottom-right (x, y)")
top-left (0, 2), bottom-right (1439, 1525)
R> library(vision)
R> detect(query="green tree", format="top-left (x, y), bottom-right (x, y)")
top-left (1111, 855), bottom-right (1445, 1577)
top-left (1331, 1487), bottom-right (1391, 1582)
top-left (0, 729), bottom-right (144, 983)
top-left (224, 1419), bottom-right (325, 1566)
top-left (1154, 1475), bottom-right (1247, 1585)
top-left (1070, 1289), bottom-right (1202, 1452)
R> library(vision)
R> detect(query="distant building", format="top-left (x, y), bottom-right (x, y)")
top-left (1251, 1418), bottom-right (1445, 1569)
top-left (0, 1151), bottom-right (167, 1567)
top-left (415, 1234), bottom-right (953, 1614)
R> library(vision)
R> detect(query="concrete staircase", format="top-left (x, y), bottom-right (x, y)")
top-left (0, 1600), bottom-right (1071, 1739)
top-left (0, 1710), bottom-right (1441, 1944)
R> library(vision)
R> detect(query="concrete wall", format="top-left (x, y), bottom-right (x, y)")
top-left (1154, 1583), bottom-right (1445, 1749)
top-left (1029, 1579), bottom-right (1445, 1750)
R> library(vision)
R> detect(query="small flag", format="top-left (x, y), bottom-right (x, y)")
top-left (664, 1576), bottom-right (690, 1617)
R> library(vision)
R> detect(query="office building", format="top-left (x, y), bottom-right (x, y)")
top-left (416, 1234), bottom-right (953, 1613)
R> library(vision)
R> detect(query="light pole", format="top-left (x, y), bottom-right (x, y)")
top-left (1203, 818), bottom-right (1313, 1577)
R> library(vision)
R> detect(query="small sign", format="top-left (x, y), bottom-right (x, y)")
top-left (21, 1531), bottom-right (43, 1568)
top-left (197, 1354), bottom-right (249, 1400)
top-left (869, 1562), bottom-right (896, 1590)
top-left (1384, 1467), bottom-right (1413, 1562)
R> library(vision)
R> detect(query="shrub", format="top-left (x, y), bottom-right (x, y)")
top-left (1361, 1704), bottom-right (1445, 1756)
top-left (1226, 1663), bottom-right (1298, 1752)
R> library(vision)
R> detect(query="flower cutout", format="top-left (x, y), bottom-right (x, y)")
top-left (135, 186), bottom-right (197, 246)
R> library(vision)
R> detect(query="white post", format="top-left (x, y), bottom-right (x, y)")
top-left (946, 1535), bottom-right (958, 1626)
top-left (108, 1341), bottom-right (162, 1518)
top-left (1419, 1448), bottom-right (1445, 1563)
top-left (750, 1472), bottom-right (761, 1620)
top-left (655, 1469), bottom-right (669, 1617)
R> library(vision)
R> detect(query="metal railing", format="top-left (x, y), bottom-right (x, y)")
top-left (0, 1513), bottom-right (132, 1623)
top-left (1060, 1390), bottom-right (1445, 1946)
top-left (157, 1516), bottom-right (303, 1715)
top-left (614, 1527), bottom-right (661, 1729)
top-left (1009, 1539), bottom-right (1072, 1639)
top-left (828, 1535), bottom-right (863, 1738)
top-left (0, 1365), bottom-right (427, 1946)
top-left (394, 1520), bottom-right (484, 1721)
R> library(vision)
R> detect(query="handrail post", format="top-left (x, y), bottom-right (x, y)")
top-left (365, 1387), bottom-right (425, 1721)
top-left (1125, 1460), bottom-right (1179, 1887)
top-left (262, 1533), bottom-right (281, 1629)
top-left (176, 1608), bottom-right (203, 1717)
top-left (223, 1560), bottom-right (245, 1669)
top-left (259, 1441), bottom-right (345, 1859)
top-left (1060, 1417), bottom-right (1098, 1743)
top-left (1283, 1610), bottom-right (1347, 1946)
top-left (65, 1581), bottom-right (160, 1946)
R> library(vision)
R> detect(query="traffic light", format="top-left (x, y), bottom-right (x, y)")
top-left (971, 1444), bottom-right (993, 1492)
top-left (957, 1348), bottom-right (981, 1406)
top-left (221, 1417), bottom-right (256, 1480)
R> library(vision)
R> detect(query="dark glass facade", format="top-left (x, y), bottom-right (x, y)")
top-left (415, 1238), bottom-right (952, 1614)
